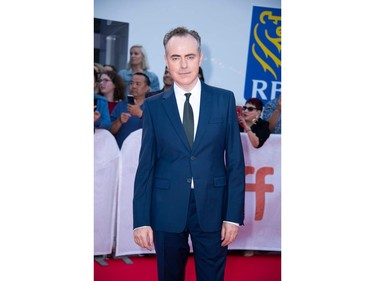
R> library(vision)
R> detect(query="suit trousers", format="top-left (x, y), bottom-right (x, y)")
top-left (154, 189), bottom-right (228, 281)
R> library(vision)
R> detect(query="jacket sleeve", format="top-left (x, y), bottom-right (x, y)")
top-left (133, 99), bottom-right (156, 228)
top-left (224, 91), bottom-right (246, 224)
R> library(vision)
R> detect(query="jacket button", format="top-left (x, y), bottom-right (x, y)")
top-left (187, 178), bottom-right (192, 183)
top-left (191, 156), bottom-right (196, 160)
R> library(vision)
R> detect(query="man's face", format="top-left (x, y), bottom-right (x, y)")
top-left (130, 75), bottom-right (150, 98)
top-left (164, 34), bottom-right (203, 91)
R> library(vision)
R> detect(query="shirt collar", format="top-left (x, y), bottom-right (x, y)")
top-left (174, 78), bottom-right (201, 98)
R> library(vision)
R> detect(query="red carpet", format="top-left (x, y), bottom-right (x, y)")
top-left (94, 251), bottom-right (281, 281)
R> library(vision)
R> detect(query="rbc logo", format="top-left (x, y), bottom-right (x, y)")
top-left (244, 6), bottom-right (281, 104)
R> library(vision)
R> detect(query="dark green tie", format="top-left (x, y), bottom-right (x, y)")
top-left (183, 93), bottom-right (194, 147)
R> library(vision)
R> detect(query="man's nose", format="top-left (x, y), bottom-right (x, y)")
top-left (180, 58), bottom-right (188, 68)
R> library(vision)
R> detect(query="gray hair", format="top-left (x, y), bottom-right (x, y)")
top-left (163, 27), bottom-right (201, 53)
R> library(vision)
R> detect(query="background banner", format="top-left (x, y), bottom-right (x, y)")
top-left (230, 133), bottom-right (281, 250)
top-left (244, 6), bottom-right (281, 104)
top-left (112, 131), bottom-right (281, 256)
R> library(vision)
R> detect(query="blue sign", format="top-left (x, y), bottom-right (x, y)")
top-left (244, 6), bottom-right (281, 104)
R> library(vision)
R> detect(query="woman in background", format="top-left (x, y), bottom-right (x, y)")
top-left (238, 97), bottom-right (270, 148)
top-left (98, 70), bottom-right (126, 114)
top-left (118, 45), bottom-right (160, 95)
top-left (94, 69), bottom-right (111, 131)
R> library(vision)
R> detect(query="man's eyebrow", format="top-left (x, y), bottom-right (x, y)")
top-left (170, 53), bottom-right (196, 57)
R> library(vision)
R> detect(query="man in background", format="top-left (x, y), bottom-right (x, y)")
top-left (110, 72), bottom-right (150, 148)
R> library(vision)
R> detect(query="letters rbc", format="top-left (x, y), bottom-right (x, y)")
top-left (251, 79), bottom-right (281, 101)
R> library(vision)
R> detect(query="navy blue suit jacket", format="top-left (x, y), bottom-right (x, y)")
top-left (133, 82), bottom-right (245, 233)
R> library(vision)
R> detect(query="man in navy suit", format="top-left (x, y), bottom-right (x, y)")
top-left (133, 26), bottom-right (245, 281)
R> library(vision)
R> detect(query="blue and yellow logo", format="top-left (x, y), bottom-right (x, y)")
top-left (244, 6), bottom-right (281, 104)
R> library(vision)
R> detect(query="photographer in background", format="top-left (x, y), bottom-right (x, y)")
top-left (110, 72), bottom-right (150, 148)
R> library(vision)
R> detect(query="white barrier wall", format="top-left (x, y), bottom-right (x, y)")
top-left (231, 133), bottom-right (281, 250)
top-left (114, 129), bottom-right (153, 256)
top-left (113, 131), bottom-right (280, 255)
top-left (94, 129), bottom-right (120, 255)
top-left (94, 129), bottom-right (280, 256)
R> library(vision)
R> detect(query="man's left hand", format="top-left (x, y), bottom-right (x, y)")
top-left (221, 222), bottom-right (239, 247)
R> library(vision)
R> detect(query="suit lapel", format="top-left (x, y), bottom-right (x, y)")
top-left (193, 83), bottom-right (213, 150)
top-left (161, 88), bottom-right (191, 149)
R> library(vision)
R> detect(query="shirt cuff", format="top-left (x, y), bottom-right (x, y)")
top-left (133, 226), bottom-right (151, 231)
top-left (223, 221), bottom-right (239, 226)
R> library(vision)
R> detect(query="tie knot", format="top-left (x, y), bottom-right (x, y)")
top-left (185, 93), bottom-right (191, 101)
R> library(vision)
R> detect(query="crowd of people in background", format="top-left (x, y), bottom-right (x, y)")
top-left (94, 46), bottom-right (281, 149)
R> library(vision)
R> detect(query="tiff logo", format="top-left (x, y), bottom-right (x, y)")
top-left (245, 166), bottom-right (274, 221)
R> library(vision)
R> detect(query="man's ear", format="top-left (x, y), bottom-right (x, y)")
top-left (199, 52), bottom-right (203, 65)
